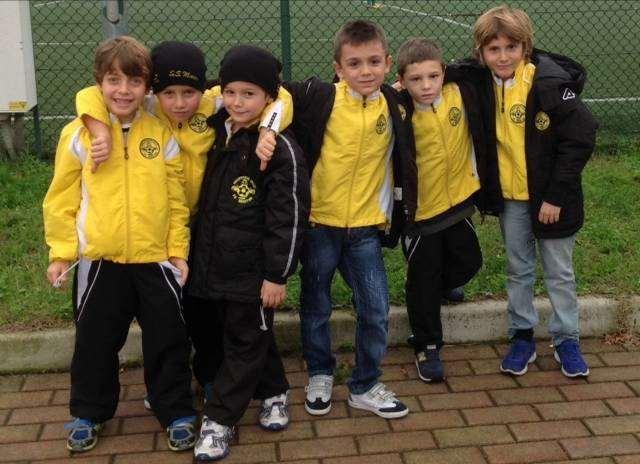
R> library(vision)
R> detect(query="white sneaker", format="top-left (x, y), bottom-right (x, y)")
top-left (348, 382), bottom-right (409, 419)
top-left (143, 396), bottom-right (151, 411)
top-left (304, 375), bottom-right (333, 415)
top-left (194, 416), bottom-right (234, 461)
top-left (259, 391), bottom-right (290, 431)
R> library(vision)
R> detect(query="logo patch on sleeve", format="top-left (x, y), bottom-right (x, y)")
top-left (562, 88), bottom-right (576, 100)
top-left (448, 107), bottom-right (462, 126)
top-left (231, 176), bottom-right (256, 204)
top-left (188, 113), bottom-right (208, 133)
top-left (397, 104), bottom-right (407, 121)
top-left (535, 111), bottom-right (550, 131)
top-left (139, 138), bottom-right (160, 159)
top-left (375, 114), bottom-right (387, 134)
top-left (509, 104), bottom-right (526, 124)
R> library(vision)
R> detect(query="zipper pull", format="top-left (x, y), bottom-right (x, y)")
top-left (431, 103), bottom-right (436, 113)
top-left (124, 147), bottom-right (129, 160)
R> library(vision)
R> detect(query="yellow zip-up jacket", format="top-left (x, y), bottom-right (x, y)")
top-left (76, 86), bottom-right (293, 214)
top-left (43, 111), bottom-right (190, 264)
top-left (310, 81), bottom-right (393, 227)
top-left (413, 83), bottom-right (480, 221)
top-left (494, 61), bottom-right (536, 200)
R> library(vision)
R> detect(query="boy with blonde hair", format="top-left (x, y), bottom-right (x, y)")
top-left (44, 36), bottom-right (197, 453)
top-left (451, 5), bottom-right (597, 377)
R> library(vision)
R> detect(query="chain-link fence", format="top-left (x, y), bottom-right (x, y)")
top-left (29, 0), bottom-right (639, 155)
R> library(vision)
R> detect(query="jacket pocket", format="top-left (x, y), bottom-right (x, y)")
top-left (213, 227), bottom-right (262, 276)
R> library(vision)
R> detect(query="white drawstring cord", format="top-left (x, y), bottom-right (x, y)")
top-left (53, 259), bottom-right (80, 288)
top-left (259, 304), bottom-right (268, 331)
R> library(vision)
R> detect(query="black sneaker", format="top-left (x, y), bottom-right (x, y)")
top-left (415, 345), bottom-right (445, 382)
top-left (442, 286), bottom-right (465, 304)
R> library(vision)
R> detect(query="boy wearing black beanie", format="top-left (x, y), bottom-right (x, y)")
top-left (188, 45), bottom-right (310, 462)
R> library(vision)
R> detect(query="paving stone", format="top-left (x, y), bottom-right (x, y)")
top-left (463, 405), bottom-right (539, 425)
top-left (403, 446), bottom-right (487, 464)
top-left (534, 400), bottom-right (612, 420)
top-left (600, 352), bottom-right (640, 366)
top-left (113, 451), bottom-right (193, 463)
top-left (279, 436), bottom-right (357, 460)
top-left (39, 457), bottom-right (111, 464)
top-left (448, 374), bottom-right (518, 392)
top-left (324, 454), bottom-right (403, 464)
top-left (589, 366), bottom-right (640, 383)
top-left (560, 382), bottom-right (635, 401)
top-left (442, 360), bottom-right (474, 376)
top-left (434, 425), bottom-right (513, 447)
top-left (0, 390), bottom-right (52, 409)
top-left (607, 398), bottom-right (640, 415)
top-left (615, 455), bottom-right (640, 463)
top-left (382, 348), bottom-right (415, 365)
top-left (0, 424), bottom-right (40, 444)
top-left (0, 439), bottom-right (69, 461)
top-left (546, 459), bottom-right (614, 464)
top-left (289, 401), bottom-right (348, 422)
top-left (562, 434), bottom-right (640, 459)
top-left (516, 370), bottom-right (588, 387)
top-left (121, 415), bottom-right (162, 434)
top-left (50, 389), bottom-right (70, 405)
top-left (21, 373), bottom-right (69, 391)
top-left (114, 400), bottom-right (154, 418)
top-left (536, 354), bottom-right (603, 371)
top-left (490, 386), bottom-right (564, 405)
top-left (586, 415), bottom-right (640, 435)
top-left (0, 410), bottom-right (7, 426)
top-left (238, 421), bottom-right (314, 444)
top-left (358, 430), bottom-right (436, 453)
top-left (440, 345), bottom-right (498, 361)
top-left (8, 404), bottom-right (69, 425)
top-left (314, 416), bottom-right (390, 437)
top-left (483, 440), bottom-right (567, 463)
top-left (0, 376), bottom-right (23, 393)
top-left (389, 410), bottom-right (465, 432)
top-left (118, 368), bottom-right (145, 386)
top-left (380, 364), bottom-right (410, 381)
top-left (580, 339), bottom-right (625, 354)
top-left (383, 379), bottom-right (448, 396)
top-left (509, 419), bottom-right (590, 441)
top-left (419, 391), bottom-right (493, 411)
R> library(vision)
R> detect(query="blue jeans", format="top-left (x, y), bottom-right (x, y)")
top-left (300, 225), bottom-right (389, 394)
top-left (499, 200), bottom-right (580, 346)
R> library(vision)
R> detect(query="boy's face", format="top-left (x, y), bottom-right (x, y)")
top-left (481, 34), bottom-right (525, 80)
top-left (222, 81), bottom-right (271, 129)
top-left (98, 63), bottom-right (147, 123)
top-left (156, 84), bottom-right (203, 124)
top-left (399, 59), bottom-right (444, 106)
top-left (333, 40), bottom-right (392, 97)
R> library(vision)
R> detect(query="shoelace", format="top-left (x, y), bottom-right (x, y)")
top-left (306, 377), bottom-right (332, 397)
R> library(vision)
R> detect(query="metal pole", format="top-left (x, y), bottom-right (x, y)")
top-left (279, 0), bottom-right (292, 81)
top-left (32, 105), bottom-right (43, 159)
top-left (102, 0), bottom-right (128, 38)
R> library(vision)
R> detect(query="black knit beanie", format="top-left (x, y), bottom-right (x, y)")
top-left (219, 45), bottom-right (282, 99)
top-left (151, 41), bottom-right (207, 93)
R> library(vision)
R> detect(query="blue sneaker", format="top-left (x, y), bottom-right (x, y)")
top-left (415, 345), bottom-right (445, 383)
top-left (554, 339), bottom-right (589, 377)
top-left (500, 339), bottom-right (537, 376)
top-left (65, 418), bottom-right (103, 452)
top-left (167, 415), bottom-right (197, 451)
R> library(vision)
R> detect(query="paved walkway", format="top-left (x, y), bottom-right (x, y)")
top-left (2, 338), bottom-right (640, 463)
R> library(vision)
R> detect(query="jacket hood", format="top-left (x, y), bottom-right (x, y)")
top-left (531, 49), bottom-right (588, 94)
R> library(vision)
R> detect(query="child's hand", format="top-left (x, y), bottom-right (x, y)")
top-left (169, 257), bottom-right (189, 286)
top-left (391, 80), bottom-right (403, 91)
top-left (90, 133), bottom-right (112, 173)
top-left (538, 201), bottom-right (561, 224)
top-left (261, 280), bottom-right (286, 309)
top-left (47, 260), bottom-right (70, 288)
top-left (256, 128), bottom-right (277, 171)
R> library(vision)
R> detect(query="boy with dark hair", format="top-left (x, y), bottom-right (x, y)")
top-left (43, 36), bottom-right (197, 453)
top-left (396, 37), bottom-right (485, 383)
top-left (452, 5), bottom-right (597, 377)
top-left (188, 45), bottom-right (310, 461)
top-left (286, 19), bottom-right (417, 419)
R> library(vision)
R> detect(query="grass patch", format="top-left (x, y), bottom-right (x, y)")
top-left (1, 144), bottom-right (639, 330)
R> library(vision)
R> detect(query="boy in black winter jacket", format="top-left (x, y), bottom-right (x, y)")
top-left (187, 45), bottom-right (310, 461)
top-left (450, 5), bottom-right (597, 379)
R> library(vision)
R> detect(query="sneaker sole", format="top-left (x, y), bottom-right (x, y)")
top-left (304, 401), bottom-right (331, 416)
top-left (167, 439), bottom-right (195, 452)
top-left (143, 398), bottom-right (152, 410)
top-left (415, 359), bottom-right (445, 383)
top-left (347, 397), bottom-right (409, 419)
top-left (195, 449), bottom-right (229, 461)
top-left (259, 421), bottom-right (289, 431)
top-left (66, 440), bottom-right (98, 452)
top-left (554, 351), bottom-right (590, 377)
top-left (500, 351), bottom-right (537, 376)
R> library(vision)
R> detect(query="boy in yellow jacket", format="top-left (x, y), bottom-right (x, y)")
top-left (43, 36), bottom-right (196, 453)
top-left (397, 38), bottom-right (483, 382)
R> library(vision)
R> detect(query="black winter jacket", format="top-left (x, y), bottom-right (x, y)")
top-left (283, 77), bottom-right (418, 245)
top-left (187, 111), bottom-right (310, 302)
top-left (448, 50), bottom-right (598, 238)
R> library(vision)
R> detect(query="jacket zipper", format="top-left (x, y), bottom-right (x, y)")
top-left (122, 127), bottom-right (132, 261)
top-left (434, 109), bottom-right (453, 207)
top-left (345, 98), bottom-right (367, 228)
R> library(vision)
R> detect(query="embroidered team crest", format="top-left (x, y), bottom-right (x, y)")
top-left (188, 113), bottom-right (208, 133)
top-left (231, 176), bottom-right (256, 204)
top-left (535, 111), bottom-right (550, 131)
top-left (375, 114), bottom-right (387, 134)
top-left (509, 104), bottom-right (526, 124)
top-left (448, 107), bottom-right (462, 126)
top-left (139, 138), bottom-right (160, 159)
top-left (562, 88), bottom-right (576, 100)
top-left (397, 104), bottom-right (407, 121)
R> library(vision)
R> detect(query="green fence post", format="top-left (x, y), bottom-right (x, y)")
top-left (102, 0), bottom-right (128, 38)
top-left (280, 0), bottom-right (292, 81)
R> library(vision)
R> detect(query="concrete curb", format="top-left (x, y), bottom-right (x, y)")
top-left (0, 296), bottom-right (634, 374)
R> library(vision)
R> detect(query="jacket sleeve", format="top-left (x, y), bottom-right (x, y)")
top-left (42, 123), bottom-right (85, 262)
top-left (162, 130), bottom-right (191, 259)
top-left (541, 85), bottom-right (598, 207)
top-left (259, 85), bottom-right (294, 133)
top-left (75, 85), bottom-right (111, 126)
top-left (262, 133), bottom-right (310, 283)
